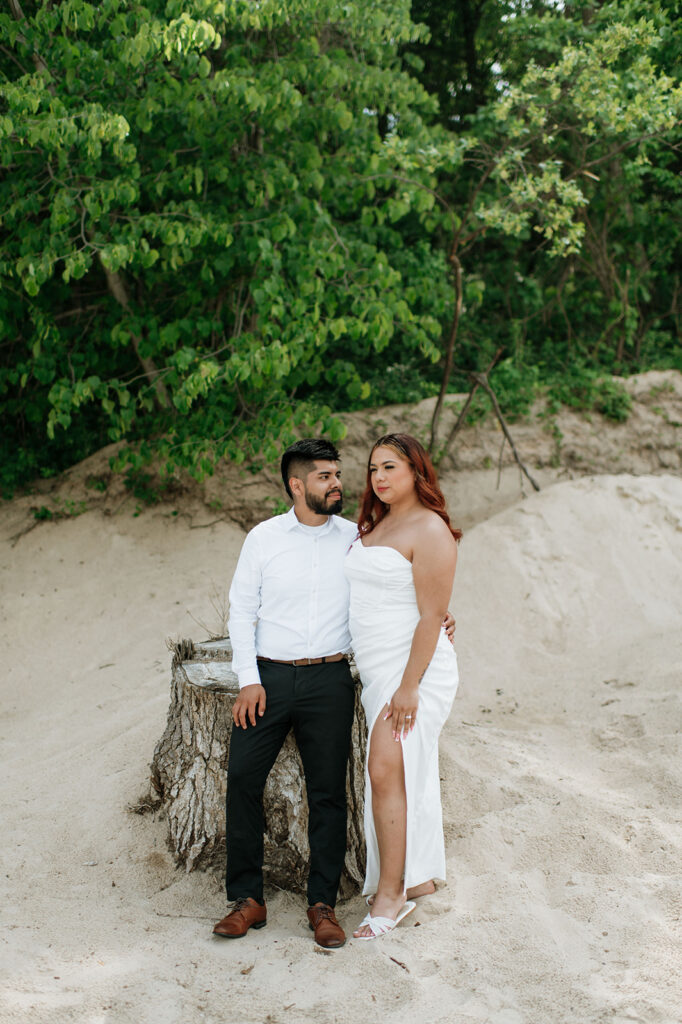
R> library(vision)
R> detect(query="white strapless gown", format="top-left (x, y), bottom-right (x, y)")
top-left (344, 539), bottom-right (459, 895)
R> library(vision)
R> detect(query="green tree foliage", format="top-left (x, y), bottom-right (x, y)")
top-left (0, 0), bottom-right (445, 492)
top-left (1, 0), bottom-right (680, 491)
top-left (389, 8), bottom-right (681, 449)
top-left (407, 0), bottom-right (548, 123)
top-left (490, 0), bottom-right (682, 374)
top-left (404, 0), bottom-right (682, 446)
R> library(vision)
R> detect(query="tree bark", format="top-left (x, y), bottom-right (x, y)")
top-left (148, 638), bottom-right (367, 897)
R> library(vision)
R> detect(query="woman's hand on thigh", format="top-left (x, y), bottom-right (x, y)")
top-left (384, 685), bottom-right (419, 741)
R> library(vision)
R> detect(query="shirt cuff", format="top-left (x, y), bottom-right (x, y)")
top-left (237, 667), bottom-right (262, 689)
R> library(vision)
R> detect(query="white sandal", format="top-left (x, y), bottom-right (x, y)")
top-left (354, 900), bottom-right (416, 940)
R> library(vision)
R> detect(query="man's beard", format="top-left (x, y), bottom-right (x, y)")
top-left (305, 487), bottom-right (343, 516)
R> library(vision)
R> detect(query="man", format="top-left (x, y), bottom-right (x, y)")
top-left (213, 439), bottom-right (453, 948)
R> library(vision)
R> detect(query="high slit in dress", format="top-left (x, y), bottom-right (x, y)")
top-left (344, 540), bottom-right (459, 896)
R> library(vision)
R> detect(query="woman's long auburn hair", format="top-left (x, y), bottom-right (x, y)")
top-left (357, 433), bottom-right (462, 541)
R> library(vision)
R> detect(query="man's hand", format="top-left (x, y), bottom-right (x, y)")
top-left (232, 684), bottom-right (267, 728)
top-left (443, 610), bottom-right (456, 645)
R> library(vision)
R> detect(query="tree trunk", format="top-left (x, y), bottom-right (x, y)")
top-left (148, 638), bottom-right (367, 897)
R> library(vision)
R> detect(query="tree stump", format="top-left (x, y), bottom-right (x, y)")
top-left (149, 638), bottom-right (367, 897)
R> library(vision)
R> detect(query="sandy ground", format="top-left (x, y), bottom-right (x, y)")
top-left (1, 468), bottom-right (681, 1024)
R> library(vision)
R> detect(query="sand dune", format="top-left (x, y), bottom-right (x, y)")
top-left (1, 473), bottom-right (680, 1024)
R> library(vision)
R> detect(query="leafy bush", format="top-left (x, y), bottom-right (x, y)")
top-left (593, 378), bottom-right (633, 423)
top-left (489, 360), bottom-right (540, 421)
top-left (360, 362), bottom-right (440, 407)
top-left (547, 370), bottom-right (632, 422)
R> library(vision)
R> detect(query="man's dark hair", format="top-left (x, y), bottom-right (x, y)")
top-left (281, 438), bottom-right (340, 499)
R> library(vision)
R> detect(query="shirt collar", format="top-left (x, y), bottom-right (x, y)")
top-left (281, 506), bottom-right (340, 533)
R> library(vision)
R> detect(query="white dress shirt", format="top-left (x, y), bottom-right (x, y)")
top-left (228, 507), bottom-right (358, 688)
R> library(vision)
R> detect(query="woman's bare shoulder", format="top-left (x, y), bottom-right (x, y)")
top-left (412, 510), bottom-right (457, 548)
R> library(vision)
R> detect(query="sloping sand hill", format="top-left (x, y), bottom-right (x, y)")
top-left (1, 469), bottom-right (680, 1024)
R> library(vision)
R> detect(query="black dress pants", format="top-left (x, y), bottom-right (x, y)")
top-left (225, 658), bottom-right (355, 907)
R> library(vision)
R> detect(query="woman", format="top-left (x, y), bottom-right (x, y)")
top-left (344, 433), bottom-right (461, 940)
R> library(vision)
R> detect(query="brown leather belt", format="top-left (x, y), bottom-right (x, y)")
top-left (257, 653), bottom-right (347, 667)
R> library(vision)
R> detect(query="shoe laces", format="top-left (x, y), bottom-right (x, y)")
top-left (232, 897), bottom-right (254, 912)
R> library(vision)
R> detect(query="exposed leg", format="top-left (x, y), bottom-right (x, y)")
top-left (407, 880), bottom-right (437, 899)
top-left (354, 706), bottom-right (409, 938)
top-left (367, 880), bottom-right (436, 906)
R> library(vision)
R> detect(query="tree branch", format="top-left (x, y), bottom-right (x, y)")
top-left (99, 261), bottom-right (171, 409)
top-left (8, 0), bottom-right (52, 82)
top-left (471, 371), bottom-right (540, 491)
top-left (438, 347), bottom-right (504, 462)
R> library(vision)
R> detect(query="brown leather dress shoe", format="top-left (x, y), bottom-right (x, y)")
top-left (307, 903), bottom-right (346, 948)
top-left (213, 897), bottom-right (267, 938)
